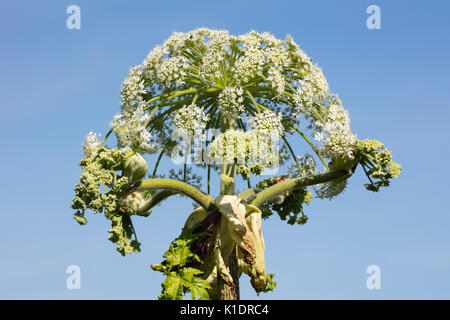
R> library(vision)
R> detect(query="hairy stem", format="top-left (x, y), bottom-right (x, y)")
top-left (250, 169), bottom-right (352, 207)
top-left (238, 188), bottom-right (257, 202)
top-left (136, 190), bottom-right (178, 216)
top-left (134, 179), bottom-right (215, 211)
top-left (217, 117), bottom-right (239, 300)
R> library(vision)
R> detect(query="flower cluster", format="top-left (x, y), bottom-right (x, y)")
top-left (82, 131), bottom-right (101, 157)
top-left (292, 65), bottom-right (329, 116)
top-left (267, 67), bottom-right (285, 97)
top-left (157, 56), bottom-right (190, 88)
top-left (357, 139), bottom-right (402, 192)
top-left (314, 96), bottom-right (357, 160)
top-left (171, 103), bottom-right (209, 136)
top-left (115, 28), bottom-right (344, 167)
top-left (256, 177), bottom-right (313, 225)
top-left (207, 130), bottom-right (279, 171)
top-left (110, 107), bottom-right (154, 153)
top-left (248, 109), bottom-right (284, 137)
top-left (120, 65), bottom-right (147, 113)
top-left (71, 147), bottom-right (142, 255)
top-left (198, 53), bottom-right (225, 85)
top-left (218, 86), bottom-right (245, 120)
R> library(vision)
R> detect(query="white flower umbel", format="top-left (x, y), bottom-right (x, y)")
top-left (157, 56), bottom-right (190, 88)
top-left (293, 80), bottom-right (314, 114)
top-left (315, 96), bottom-right (357, 160)
top-left (231, 48), bottom-right (265, 85)
top-left (248, 109), bottom-right (284, 137)
top-left (113, 28), bottom-right (358, 170)
top-left (292, 65), bottom-right (329, 117)
top-left (171, 103), bottom-right (209, 136)
top-left (120, 66), bottom-right (147, 113)
top-left (218, 86), bottom-right (245, 120)
top-left (82, 131), bottom-right (101, 157)
top-left (207, 130), bottom-right (279, 170)
top-left (199, 53), bottom-right (226, 85)
top-left (142, 45), bottom-right (166, 80)
top-left (267, 67), bottom-right (285, 97)
top-left (110, 107), bottom-right (154, 153)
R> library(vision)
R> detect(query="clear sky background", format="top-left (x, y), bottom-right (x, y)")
top-left (1, 0), bottom-right (449, 299)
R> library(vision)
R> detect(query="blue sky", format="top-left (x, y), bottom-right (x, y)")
top-left (1, 0), bottom-right (449, 299)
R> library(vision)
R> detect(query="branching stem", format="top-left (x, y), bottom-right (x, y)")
top-left (134, 179), bottom-right (215, 211)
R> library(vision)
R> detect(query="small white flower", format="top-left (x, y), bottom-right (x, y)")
top-left (157, 56), bottom-right (190, 88)
top-left (218, 86), bottom-right (245, 120)
top-left (314, 131), bottom-right (324, 142)
top-left (82, 131), bottom-right (101, 157)
top-left (171, 103), bottom-right (209, 136)
top-left (315, 97), bottom-right (356, 160)
top-left (248, 109), bottom-right (284, 137)
top-left (120, 66), bottom-right (147, 113)
top-left (110, 107), bottom-right (154, 153)
top-left (267, 67), bottom-right (285, 97)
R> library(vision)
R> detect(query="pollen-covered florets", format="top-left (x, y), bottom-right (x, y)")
top-left (207, 130), bottom-right (279, 171)
top-left (171, 103), bottom-right (209, 135)
top-left (267, 67), bottom-right (285, 97)
top-left (157, 56), bottom-right (190, 88)
top-left (120, 66), bottom-right (147, 113)
top-left (218, 86), bottom-right (245, 120)
top-left (292, 65), bottom-right (329, 116)
top-left (314, 96), bottom-right (357, 160)
top-left (110, 107), bottom-right (154, 153)
top-left (82, 131), bottom-right (101, 157)
top-left (248, 110), bottom-right (284, 137)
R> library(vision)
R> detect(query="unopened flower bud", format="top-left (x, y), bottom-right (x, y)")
top-left (119, 191), bottom-right (145, 215)
top-left (122, 151), bottom-right (148, 185)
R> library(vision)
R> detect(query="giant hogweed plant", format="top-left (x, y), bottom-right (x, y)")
top-left (71, 28), bottom-right (401, 300)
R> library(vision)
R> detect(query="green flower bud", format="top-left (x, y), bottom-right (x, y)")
top-left (122, 151), bottom-right (148, 185)
top-left (73, 211), bottom-right (87, 225)
top-left (119, 191), bottom-right (145, 215)
top-left (329, 150), bottom-right (358, 172)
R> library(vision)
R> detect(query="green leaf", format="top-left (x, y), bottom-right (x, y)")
top-left (181, 268), bottom-right (211, 300)
top-left (73, 211), bottom-right (87, 225)
top-left (164, 240), bottom-right (195, 269)
top-left (158, 268), bottom-right (210, 300)
top-left (153, 225), bottom-right (211, 300)
top-left (159, 272), bottom-right (184, 300)
top-left (257, 273), bottom-right (277, 295)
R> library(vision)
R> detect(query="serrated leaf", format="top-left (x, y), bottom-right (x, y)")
top-left (181, 268), bottom-right (211, 300)
top-left (159, 272), bottom-right (184, 300)
top-left (164, 240), bottom-right (194, 269)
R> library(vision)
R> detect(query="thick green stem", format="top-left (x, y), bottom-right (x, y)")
top-left (219, 117), bottom-right (236, 196)
top-left (134, 179), bottom-right (215, 211)
top-left (217, 117), bottom-right (239, 300)
top-left (238, 188), bottom-right (257, 202)
top-left (136, 190), bottom-right (178, 215)
top-left (250, 169), bottom-right (352, 207)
